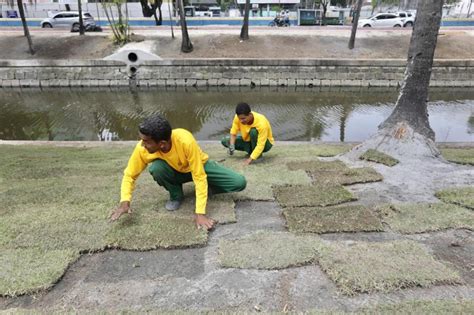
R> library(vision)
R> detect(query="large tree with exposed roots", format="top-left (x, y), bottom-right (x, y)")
top-left (346, 0), bottom-right (444, 162)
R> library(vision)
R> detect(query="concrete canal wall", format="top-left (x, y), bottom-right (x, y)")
top-left (1, 58), bottom-right (474, 88)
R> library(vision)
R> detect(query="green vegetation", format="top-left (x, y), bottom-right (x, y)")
top-left (435, 186), bottom-right (474, 209)
top-left (440, 147), bottom-right (474, 165)
top-left (360, 149), bottom-right (399, 166)
top-left (286, 160), bottom-right (347, 172)
top-left (284, 205), bottom-right (383, 234)
top-left (0, 248), bottom-right (79, 297)
top-left (358, 299), bottom-right (474, 314)
top-left (310, 167), bottom-right (383, 185)
top-left (273, 184), bottom-right (356, 208)
top-left (318, 240), bottom-right (461, 296)
top-left (218, 231), bottom-right (323, 270)
top-left (377, 203), bottom-right (474, 234)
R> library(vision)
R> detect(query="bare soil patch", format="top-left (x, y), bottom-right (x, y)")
top-left (2, 29), bottom-right (474, 60)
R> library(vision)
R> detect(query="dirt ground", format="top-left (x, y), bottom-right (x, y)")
top-left (1, 27), bottom-right (474, 59)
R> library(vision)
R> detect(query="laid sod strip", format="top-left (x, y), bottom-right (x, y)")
top-left (218, 231), bottom-right (323, 270)
top-left (106, 211), bottom-right (208, 250)
top-left (310, 167), bottom-right (383, 186)
top-left (435, 186), bottom-right (474, 210)
top-left (284, 205), bottom-right (383, 234)
top-left (273, 184), bottom-right (356, 208)
top-left (221, 161), bottom-right (310, 201)
top-left (440, 147), bottom-right (474, 165)
top-left (0, 248), bottom-right (80, 297)
top-left (318, 240), bottom-right (462, 296)
top-left (358, 299), bottom-right (474, 314)
top-left (360, 149), bottom-right (399, 166)
top-left (286, 160), bottom-right (348, 172)
top-left (377, 203), bottom-right (474, 234)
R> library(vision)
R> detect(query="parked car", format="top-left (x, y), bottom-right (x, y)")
top-left (358, 13), bottom-right (404, 28)
top-left (41, 11), bottom-right (96, 32)
top-left (395, 11), bottom-right (416, 27)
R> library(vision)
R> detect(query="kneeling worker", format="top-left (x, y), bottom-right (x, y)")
top-left (221, 102), bottom-right (274, 166)
top-left (110, 114), bottom-right (247, 230)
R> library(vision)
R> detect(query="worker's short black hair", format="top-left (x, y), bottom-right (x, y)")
top-left (235, 102), bottom-right (251, 116)
top-left (139, 114), bottom-right (172, 142)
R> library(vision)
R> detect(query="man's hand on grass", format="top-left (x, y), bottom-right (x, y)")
top-left (110, 201), bottom-right (132, 221)
top-left (243, 157), bottom-right (253, 166)
top-left (195, 214), bottom-right (216, 230)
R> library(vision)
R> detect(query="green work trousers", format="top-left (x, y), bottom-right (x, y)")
top-left (221, 128), bottom-right (273, 158)
top-left (148, 159), bottom-right (246, 201)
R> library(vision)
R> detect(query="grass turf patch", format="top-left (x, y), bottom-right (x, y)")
top-left (440, 147), bottom-right (474, 165)
top-left (273, 184), bottom-right (356, 208)
top-left (358, 299), bottom-right (474, 314)
top-left (310, 167), bottom-right (383, 186)
top-left (0, 248), bottom-right (79, 297)
top-left (105, 211), bottom-right (208, 250)
top-left (318, 240), bottom-right (462, 295)
top-left (435, 186), bottom-right (474, 210)
top-left (359, 149), bottom-right (399, 166)
top-left (377, 203), bottom-right (474, 234)
top-left (283, 205), bottom-right (383, 234)
top-left (286, 160), bottom-right (348, 172)
top-left (218, 231), bottom-right (323, 269)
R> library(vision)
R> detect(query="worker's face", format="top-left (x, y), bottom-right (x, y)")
top-left (238, 113), bottom-right (253, 125)
top-left (139, 133), bottom-right (170, 154)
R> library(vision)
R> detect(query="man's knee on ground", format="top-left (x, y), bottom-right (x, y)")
top-left (234, 174), bottom-right (247, 192)
top-left (249, 128), bottom-right (258, 138)
top-left (221, 135), bottom-right (230, 147)
top-left (148, 159), bottom-right (169, 179)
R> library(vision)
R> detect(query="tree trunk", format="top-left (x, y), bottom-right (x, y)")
top-left (348, 0), bottom-right (363, 50)
top-left (345, 0), bottom-right (444, 162)
top-left (17, 0), bottom-right (34, 55)
top-left (240, 0), bottom-right (250, 40)
top-left (158, 5), bottom-right (163, 25)
top-left (380, 0), bottom-right (443, 140)
top-left (177, 0), bottom-right (193, 53)
top-left (78, 0), bottom-right (85, 35)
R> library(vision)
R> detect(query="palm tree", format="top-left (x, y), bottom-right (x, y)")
top-left (17, 0), bottom-right (34, 54)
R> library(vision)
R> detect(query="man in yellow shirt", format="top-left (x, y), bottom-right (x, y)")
top-left (221, 102), bottom-right (274, 165)
top-left (110, 115), bottom-right (246, 230)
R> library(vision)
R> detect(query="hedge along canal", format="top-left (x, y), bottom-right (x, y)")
top-left (0, 87), bottom-right (472, 142)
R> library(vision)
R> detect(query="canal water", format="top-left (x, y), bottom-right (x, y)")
top-left (0, 87), bottom-right (472, 142)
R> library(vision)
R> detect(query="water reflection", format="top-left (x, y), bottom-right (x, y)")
top-left (0, 87), bottom-right (473, 142)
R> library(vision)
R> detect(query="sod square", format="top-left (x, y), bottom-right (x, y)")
top-left (377, 203), bottom-right (474, 234)
top-left (105, 210), bottom-right (208, 250)
top-left (310, 167), bottom-right (383, 185)
top-left (273, 184), bottom-right (356, 208)
top-left (318, 240), bottom-right (462, 295)
top-left (286, 160), bottom-right (348, 172)
top-left (435, 186), bottom-right (474, 210)
top-left (283, 205), bottom-right (383, 234)
top-left (222, 161), bottom-right (310, 201)
top-left (360, 149), bottom-right (399, 166)
top-left (218, 231), bottom-right (323, 270)
top-left (440, 147), bottom-right (474, 165)
top-left (0, 248), bottom-right (80, 297)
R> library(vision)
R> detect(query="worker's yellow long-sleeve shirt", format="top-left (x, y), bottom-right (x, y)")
top-left (230, 111), bottom-right (274, 160)
top-left (120, 129), bottom-right (209, 214)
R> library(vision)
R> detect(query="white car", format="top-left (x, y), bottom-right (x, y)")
top-left (396, 11), bottom-right (416, 27)
top-left (358, 13), bottom-right (404, 28)
top-left (41, 11), bottom-right (96, 32)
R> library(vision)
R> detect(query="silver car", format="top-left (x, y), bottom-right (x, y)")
top-left (41, 11), bottom-right (96, 32)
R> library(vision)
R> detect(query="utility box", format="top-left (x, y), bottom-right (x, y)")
top-left (298, 9), bottom-right (322, 26)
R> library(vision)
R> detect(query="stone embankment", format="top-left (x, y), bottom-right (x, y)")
top-left (1, 57), bottom-right (474, 88)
